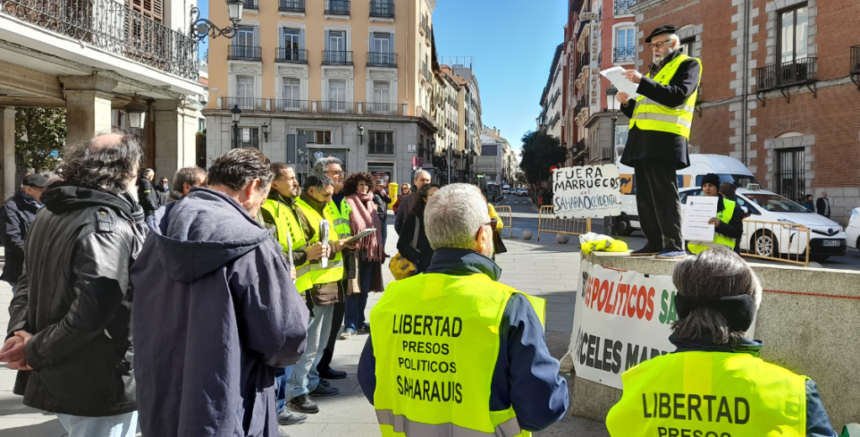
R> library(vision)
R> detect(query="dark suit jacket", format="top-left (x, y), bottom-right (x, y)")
top-left (620, 51), bottom-right (701, 170)
top-left (816, 198), bottom-right (830, 217)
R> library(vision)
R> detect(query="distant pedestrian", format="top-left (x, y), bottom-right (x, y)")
top-left (688, 174), bottom-right (743, 255)
top-left (802, 194), bottom-right (815, 213)
top-left (0, 133), bottom-right (146, 436)
top-left (394, 171), bottom-right (431, 235)
top-left (372, 179), bottom-right (391, 248)
top-left (154, 176), bottom-right (169, 206)
top-left (396, 184), bottom-right (440, 274)
top-left (168, 166), bottom-right (207, 203)
top-left (719, 182), bottom-right (737, 202)
top-left (816, 192), bottom-right (831, 218)
top-left (137, 168), bottom-right (159, 217)
top-left (392, 183), bottom-right (410, 214)
top-left (131, 148), bottom-right (309, 437)
top-left (0, 174), bottom-right (46, 293)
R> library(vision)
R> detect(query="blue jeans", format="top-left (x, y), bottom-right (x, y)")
top-left (56, 411), bottom-right (137, 437)
top-left (275, 365), bottom-right (294, 414)
top-left (345, 260), bottom-right (376, 332)
top-left (288, 303), bottom-right (334, 399)
top-left (380, 221), bottom-right (388, 248)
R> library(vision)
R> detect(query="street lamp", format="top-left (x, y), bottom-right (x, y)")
top-left (231, 105), bottom-right (242, 148)
top-left (189, 0), bottom-right (244, 41)
top-left (357, 123), bottom-right (365, 145)
top-left (606, 85), bottom-right (618, 162)
top-left (124, 95), bottom-right (147, 130)
top-left (261, 122), bottom-right (270, 143)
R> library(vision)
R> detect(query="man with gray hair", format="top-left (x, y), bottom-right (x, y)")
top-left (357, 183), bottom-right (569, 435)
top-left (393, 170), bottom-right (431, 235)
top-left (616, 24), bottom-right (702, 260)
top-left (167, 166), bottom-right (207, 203)
top-left (137, 167), bottom-right (159, 217)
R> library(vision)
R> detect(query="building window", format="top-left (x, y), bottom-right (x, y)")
top-left (298, 129), bottom-right (333, 145)
top-left (679, 37), bottom-right (695, 57)
top-left (281, 78), bottom-right (301, 110)
top-left (327, 79), bottom-right (347, 112)
top-left (778, 4), bottom-right (808, 65)
top-left (615, 125), bottom-right (628, 147)
top-left (370, 81), bottom-right (390, 113)
top-left (614, 27), bottom-right (635, 63)
top-left (776, 147), bottom-right (805, 203)
top-left (328, 30), bottom-right (346, 51)
top-left (233, 127), bottom-right (260, 149)
top-left (368, 131), bottom-right (394, 154)
top-left (236, 76), bottom-right (255, 109)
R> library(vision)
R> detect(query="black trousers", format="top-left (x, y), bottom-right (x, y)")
top-left (633, 158), bottom-right (684, 252)
top-left (316, 280), bottom-right (346, 374)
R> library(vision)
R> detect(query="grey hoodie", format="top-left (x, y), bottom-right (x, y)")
top-left (131, 187), bottom-right (309, 437)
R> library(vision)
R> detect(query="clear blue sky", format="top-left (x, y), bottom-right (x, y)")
top-left (198, 0), bottom-right (567, 149)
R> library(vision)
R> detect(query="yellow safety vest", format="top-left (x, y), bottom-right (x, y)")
top-left (606, 351), bottom-right (807, 437)
top-left (689, 198), bottom-right (737, 254)
top-left (295, 199), bottom-right (345, 289)
top-left (629, 53), bottom-right (702, 139)
top-left (370, 272), bottom-right (547, 437)
top-left (327, 197), bottom-right (353, 239)
top-left (261, 198), bottom-right (307, 291)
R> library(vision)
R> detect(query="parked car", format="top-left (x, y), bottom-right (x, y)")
top-left (847, 207), bottom-right (860, 252)
top-left (679, 186), bottom-right (847, 261)
top-left (516, 187), bottom-right (528, 197)
top-left (502, 185), bottom-right (511, 195)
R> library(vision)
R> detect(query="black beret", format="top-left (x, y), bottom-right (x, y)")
top-left (645, 24), bottom-right (679, 43)
top-left (22, 174), bottom-right (48, 189)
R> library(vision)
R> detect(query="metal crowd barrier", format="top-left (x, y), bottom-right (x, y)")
top-left (537, 206), bottom-right (592, 241)
top-left (740, 219), bottom-right (811, 267)
top-left (495, 205), bottom-right (513, 237)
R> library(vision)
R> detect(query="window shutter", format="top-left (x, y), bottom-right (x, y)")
top-left (279, 27), bottom-right (285, 47)
top-left (287, 134), bottom-right (296, 163)
top-left (300, 29), bottom-right (306, 49)
top-left (324, 30), bottom-right (330, 50)
top-left (130, 0), bottom-right (163, 22)
top-left (389, 33), bottom-right (395, 53)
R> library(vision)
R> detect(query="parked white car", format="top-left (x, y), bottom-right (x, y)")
top-left (502, 185), bottom-right (512, 195)
top-left (847, 207), bottom-right (860, 252)
top-left (679, 187), bottom-right (847, 261)
top-left (516, 188), bottom-right (528, 196)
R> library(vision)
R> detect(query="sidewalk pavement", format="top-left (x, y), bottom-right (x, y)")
top-left (0, 219), bottom-right (609, 437)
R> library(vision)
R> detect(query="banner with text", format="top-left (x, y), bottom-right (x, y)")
top-left (552, 165), bottom-right (622, 218)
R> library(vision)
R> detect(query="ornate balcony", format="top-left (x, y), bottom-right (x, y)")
top-left (369, 0), bottom-right (394, 18)
top-left (756, 57), bottom-right (817, 92)
top-left (243, 0), bottom-right (257, 10)
top-left (613, 46), bottom-right (636, 63)
top-left (325, 0), bottom-right (349, 16)
top-left (322, 50), bottom-right (353, 65)
top-left (276, 48), bottom-right (308, 64)
top-left (614, 0), bottom-right (636, 16)
top-left (229, 45), bottom-right (262, 61)
top-left (367, 52), bottom-right (397, 67)
top-left (279, 0), bottom-right (304, 12)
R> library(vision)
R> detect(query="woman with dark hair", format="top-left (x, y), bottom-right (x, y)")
top-left (341, 172), bottom-right (385, 339)
top-left (396, 184), bottom-right (440, 274)
top-left (802, 194), bottom-right (815, 213)
top-left (606, 249), bottom-right (837, 437)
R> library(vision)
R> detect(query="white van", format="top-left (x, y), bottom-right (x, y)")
top-left (615, 154), bottom-right (761, 236)
top-left (502, 184), bottom-right (511, 195)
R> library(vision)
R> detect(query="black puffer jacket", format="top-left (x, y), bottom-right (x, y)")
top-left (6, 184), bottom-right (146, 416)
top-left (0, 189), bottom-right (42, 283)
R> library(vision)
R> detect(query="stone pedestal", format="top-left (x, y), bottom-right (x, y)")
top-left (59, 74), bottom-right (117, 147)
top-left (153, 99), bottom-right (199, 181)
top-left (0, 107), bottom-right (15, 200)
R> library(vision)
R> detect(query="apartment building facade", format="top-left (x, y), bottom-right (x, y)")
top-left (538, 44), bottom-right (565, 140)
top-left (204, 0), bottom-right (442, 185)
top-left (632, 0), bottom-right (860, 225)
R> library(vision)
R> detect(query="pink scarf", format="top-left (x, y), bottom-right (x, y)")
top-left (345, 192), bottom-right (384, 262)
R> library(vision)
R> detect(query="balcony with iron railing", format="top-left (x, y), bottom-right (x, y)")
top-left (322, 50), bottom-right (353, 65)
top-left (229, 45), bottom-right (262, 61)
top-left (367, 52), bottom-right (397, 67)
top-left (851, 45), bottom-right (860, 74)
top-left (319, 101), bottom-right (356, 114)
top-left (420, 15), bottom-right (427, 35)
top-left (272, 99), bottom-right (311, 112)
top-left (601, 147), bottom-right (613, 161)
top-left (276, 48), bottom-right (308, 64)
top-left (613, 46), bottom-right (636, 63)
top-left (218, 98), bottom-right (409, 116)
top-left (756, 57), bottom-right (817, 92)
top-left (0, 0), bottom-right (199, 80)
top-left (325, 0), bottom-right (350, 15)
top-left (243, 0), bottom-right (258, 10)
top-left (363, 102), bottom-right (402, 115)
top-left (614, 0), bottom-right (635, 15)
top-left (279, 0), bottom-right (305, 12)
top-left (422, 63), bottom-right (431, 81)
top-left (220, 97), bottom-right (267, 111)
top-left (370, 0), bottom-right (394, 18)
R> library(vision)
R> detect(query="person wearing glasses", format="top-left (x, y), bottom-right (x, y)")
top-left (616, 24), bottom-right (703, 260)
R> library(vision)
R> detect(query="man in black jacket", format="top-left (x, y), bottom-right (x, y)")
top-left (816, 192), bottom-right (831, 218)
top-left (137, 168), bottom-right (159, 217)
top-left (616, 24), bottom-right (702, 260)
top-left (154, 176), bottom-right (170, 206)
top-left (373, 179), bottom-right (391, 247)
top-left (0, 132), bottom-right (146, 436)
top-left (0, 174), bottom-right (47, 292)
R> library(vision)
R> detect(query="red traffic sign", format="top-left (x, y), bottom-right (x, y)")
top-left (412, 157), bottom-right (424, 168)
top-left (550, 165), bottom-right (559, 173)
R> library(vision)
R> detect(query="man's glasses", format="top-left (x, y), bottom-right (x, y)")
top-left (649, 40), bottom-right (670, 49)
top-left (474, 221), bottom-right (494, 240)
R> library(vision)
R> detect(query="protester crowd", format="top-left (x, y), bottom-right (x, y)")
top-left (0, 131), bottom-right (840, 437)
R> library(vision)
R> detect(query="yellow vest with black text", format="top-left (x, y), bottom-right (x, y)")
top-left (606, 351), bottom-right (807, 437)
top-left (688, 198), bottom-right (737, 254)
top-left (327, 197), bottom-right (353, 239)
top-left (261, 198), bottom-right (308, 291)
top-left (370, 273), bottom-right (547, 437)
top-left (629, 53), bottom-right (702, 139)
top-left (295, 199), bottom-right (344, 289)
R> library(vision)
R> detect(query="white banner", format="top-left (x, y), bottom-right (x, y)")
top-left (552, 165), bottom-right (622, 218)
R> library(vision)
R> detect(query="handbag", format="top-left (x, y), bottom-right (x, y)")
top-left (389, 217), bottom-right (421, 280)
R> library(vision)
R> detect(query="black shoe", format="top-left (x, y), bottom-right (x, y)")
top-left (289, 394), bottom-right (319, 414)
top-left (358, 324), bottom-right (371, 333)
top-left (319, 368), bottom-right (347, 380)
top-left (310, 382), bottom-right (340, 397)
top-left (277, 409), bottom-right (307, 426)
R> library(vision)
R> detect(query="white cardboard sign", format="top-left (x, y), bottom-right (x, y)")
top-left (552, 165), bottom-right (622, 218)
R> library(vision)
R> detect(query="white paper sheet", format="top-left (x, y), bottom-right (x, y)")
top-left (319, 220), bottom-right (329, 269)
top-left (599, 66), bottom-right (641, 99)
top-left (683, 196), bottom-right (719, 243)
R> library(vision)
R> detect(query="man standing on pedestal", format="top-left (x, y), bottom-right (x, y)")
top-left (616, 24), bottom-right (702, 260)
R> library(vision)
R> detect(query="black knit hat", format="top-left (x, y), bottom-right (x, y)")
top-left (701, 173), bottom-right (721, 188)
top-left (645, 24), bottom-right (678, 43)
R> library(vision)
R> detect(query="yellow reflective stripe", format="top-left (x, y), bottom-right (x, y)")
top-left (297, 259), bottom-right (344, 277)
top-left (376, 410), bottom-right (523, 437)
top-left (633, 112), bottom-right (692, 128)
top-left (334, 218), bottom-right (350, 226)
top-left (296, 264), bottom-right (311, 276)
top-left (638, 97), bottom-right (695, 114)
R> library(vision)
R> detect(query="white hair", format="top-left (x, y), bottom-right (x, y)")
top-left (144, 168), bottom-right (155, 177)
top-left (668, 33), bottom-right (681, 50)
top-left (414, 170), bottom-right (431, 182)
top-left (424, 184), bottom-right (490, 250)
top-left (312, 157), bottom-right (343, 174)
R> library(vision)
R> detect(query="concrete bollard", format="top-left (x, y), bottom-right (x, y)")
top-left (557, 234), bottom-right (570, 244)
top-left (522, 230), bottom-right (533, 240)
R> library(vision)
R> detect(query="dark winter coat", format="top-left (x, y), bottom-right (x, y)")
top-left (137, 177), bottom-right (159, 216)
top-left (6, 184), bottom-right (146, 416)
top-left (373, 190), bottom-right (391, 223)
top-left (0, 189), bottom-right (42, 283)
top-left (397, 213), bottom-right (434, 273)
top-left (154, 183), bottom-right (170, 207)
top-left (131, 187), bottom-right (309, 437)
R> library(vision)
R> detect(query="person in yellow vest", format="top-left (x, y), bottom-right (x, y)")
top-left (606, 248), bottom-right (838, 437)
top-left (687, 173), bottom-right (744, 255)
top-left (617, 24), bottom-right (702, 260)
top-left (286, 174), bottom-right (355, 415)
top-left (358, 183), bottom-right (569, 436)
